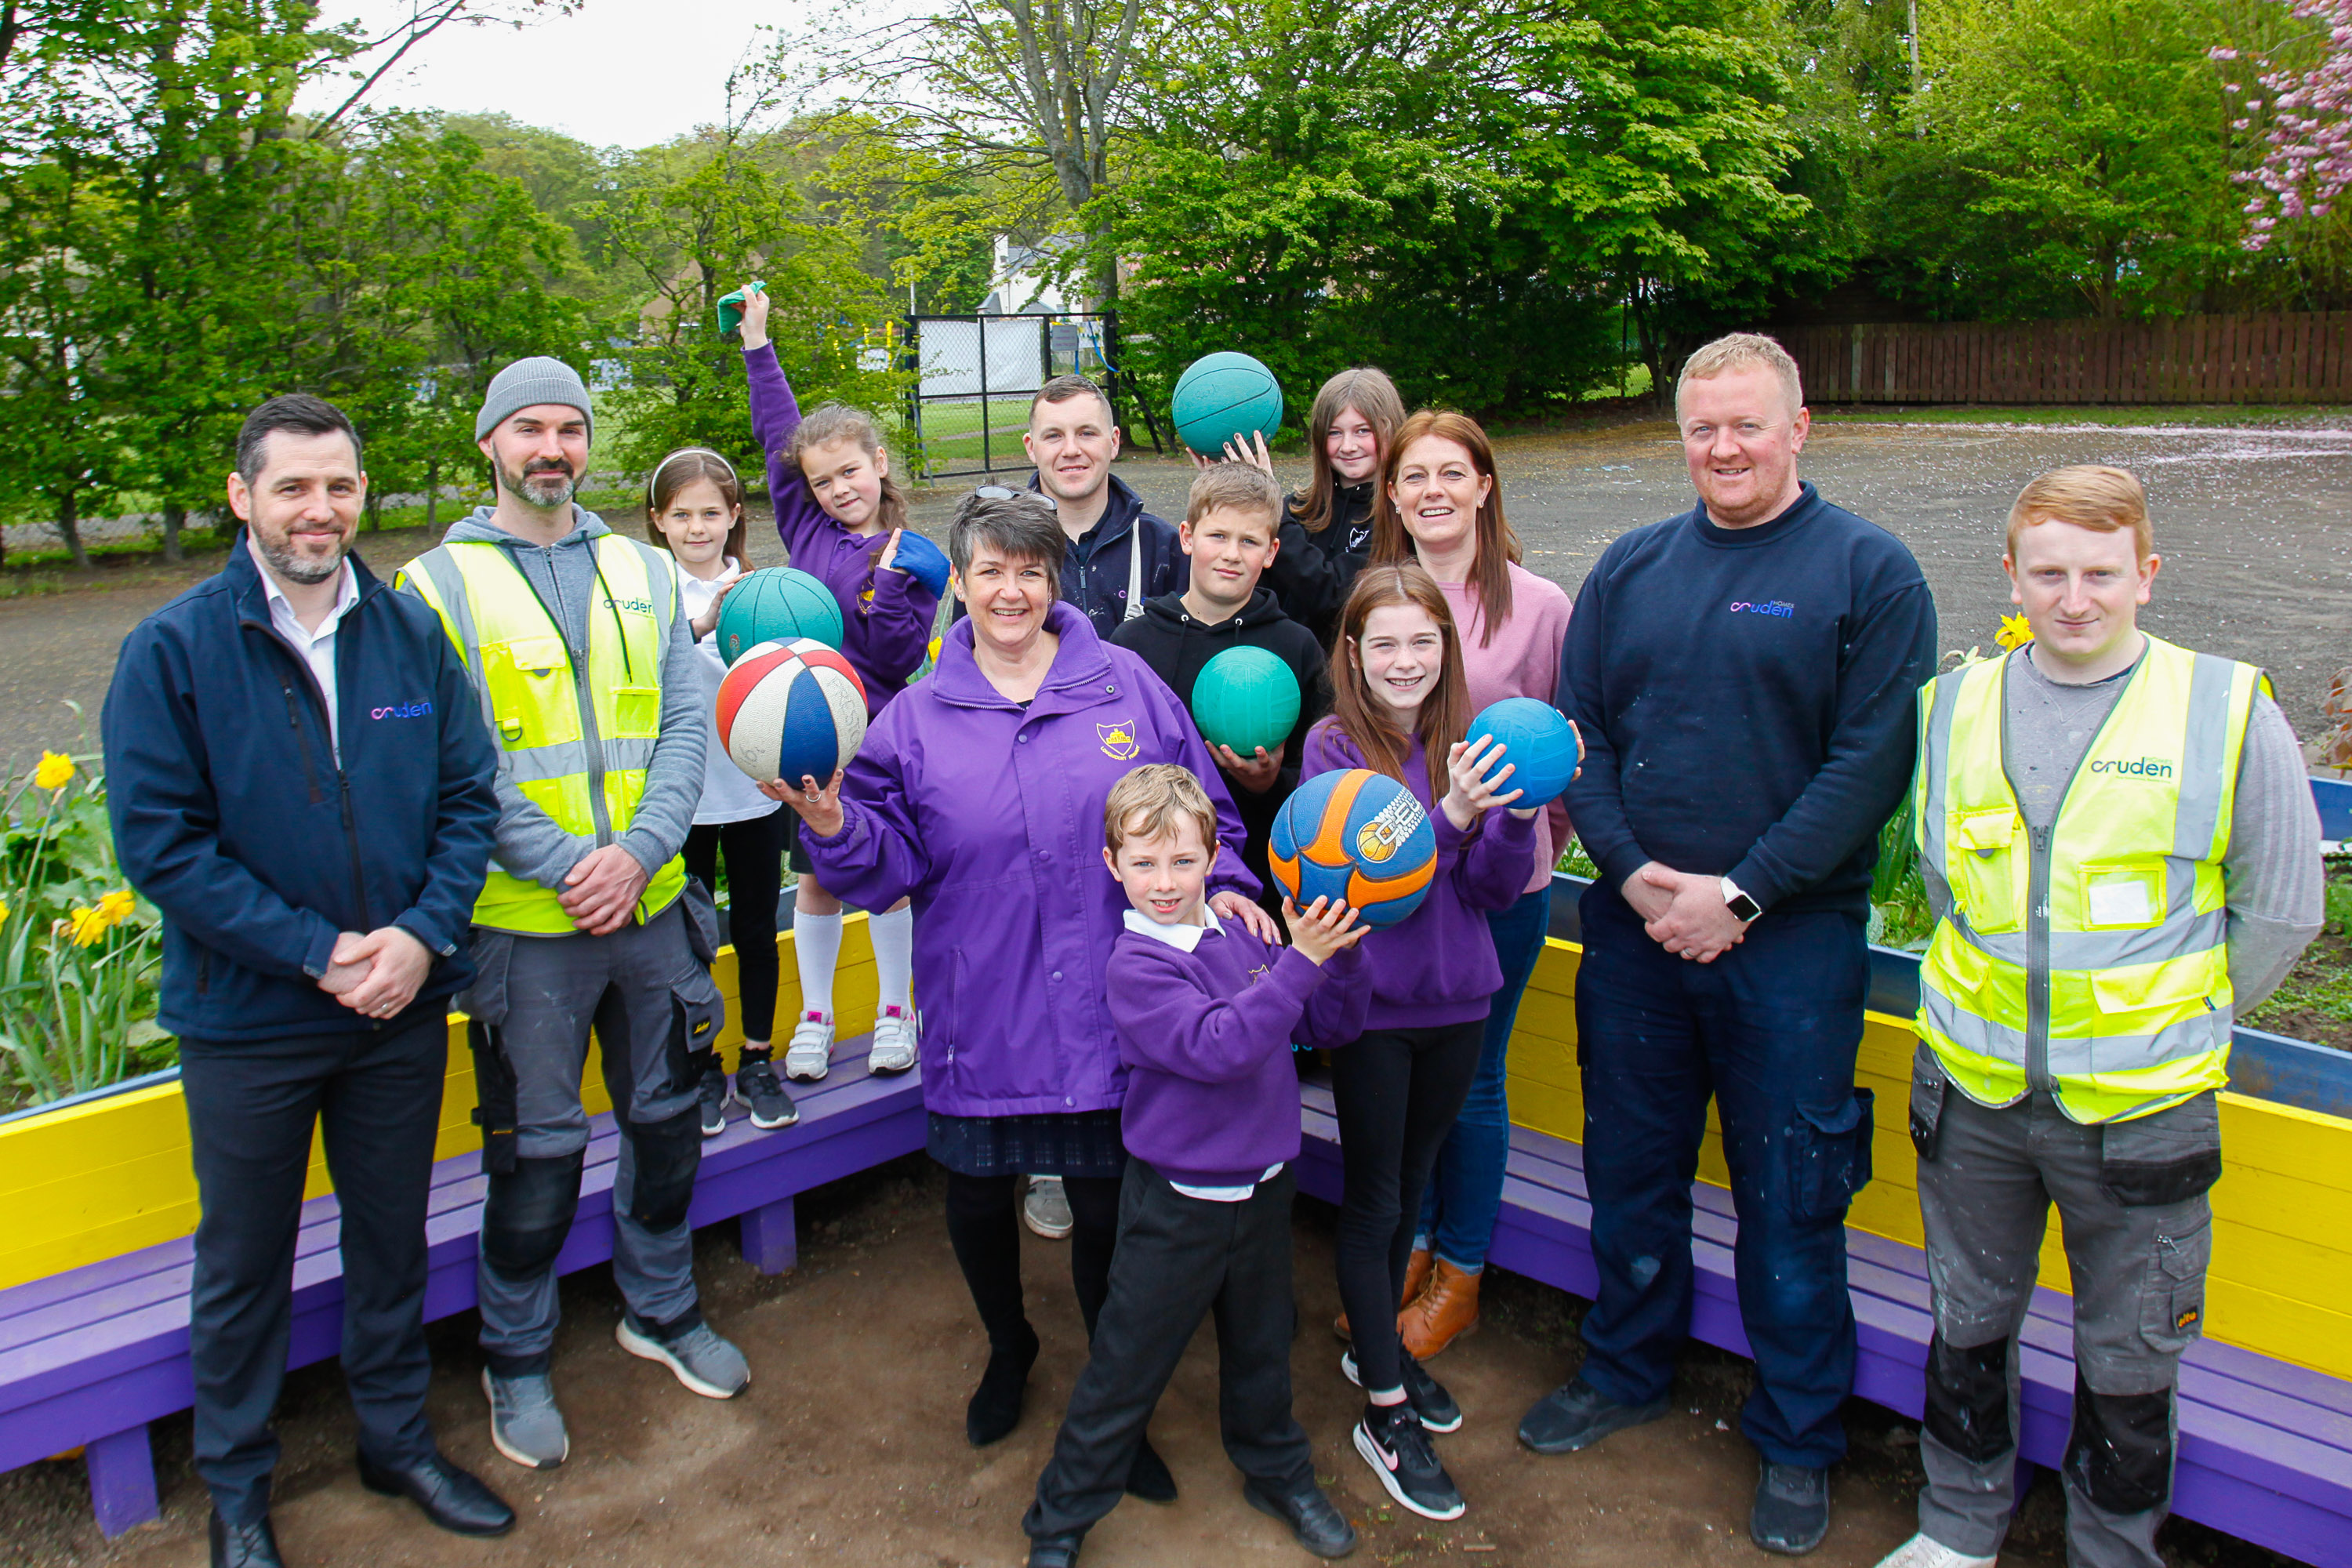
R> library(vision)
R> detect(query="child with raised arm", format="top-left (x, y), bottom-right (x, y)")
top-left (737, 283), bottom-right (938, 1083)
top-left (1021, 764), bottom-right (1369, 1568)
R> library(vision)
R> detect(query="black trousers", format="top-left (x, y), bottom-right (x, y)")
top-left (1329, 1018), bottom-right (1486, 1393)
top-left (179, 1012), bottom-right (448, 1524)
top-left (683, 809), bottom-right (790, 1045)
top-left (1025, 1162), bottom-right (1313, 1540)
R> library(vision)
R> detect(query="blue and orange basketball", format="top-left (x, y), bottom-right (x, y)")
top-left (1267, 768), bottom-right (1438, 928)
top-left (714, 638), bottom-right (868, 785)
top-left (1467, 697), bottom-right (1581, 806)
top-left (717, 567), bottom-right (844, 664)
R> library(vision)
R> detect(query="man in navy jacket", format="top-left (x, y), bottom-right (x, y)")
top-left (104, 395), bottom-right (511, 1567)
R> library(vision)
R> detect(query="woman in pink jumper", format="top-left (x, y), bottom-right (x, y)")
top-left (1367, 409), bottom-right (1573, 1358)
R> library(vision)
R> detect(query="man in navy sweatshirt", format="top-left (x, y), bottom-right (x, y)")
top-left (105, 395), bottom-right (511, 1566)
top-left (1022, 765), bottom-right (1367, 1568)
top-left (1525, 335), bottom-right (1937, 1556)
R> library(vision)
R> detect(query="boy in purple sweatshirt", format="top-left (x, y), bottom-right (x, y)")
top-left (1022, 765), bottom-right (1368, 1568)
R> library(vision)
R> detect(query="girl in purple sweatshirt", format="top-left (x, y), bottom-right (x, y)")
top-left (737, 285), bottom-right (939, 1084)
top-left (1301, 563), bottom-right (1538, 1525)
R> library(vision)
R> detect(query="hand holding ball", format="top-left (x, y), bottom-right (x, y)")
top-left (716, 568), bottom-right (844, 664)
top-left (1171, 352), bottom-right (1285, 456)
top-left (716, 638), bottom-right (868, 790)
top-left (1269, 769), bottom-right (1438, 929)
top-left (1466, 697), bottom-right (1582, 805)
top-left (1190, 646), bottom-right (1301, 758)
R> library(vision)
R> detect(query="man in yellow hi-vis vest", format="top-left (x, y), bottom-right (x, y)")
top-left (397, 358), bottom-right (749, 1472)
top-left (1875, 467), bottom-right (2321, 1568)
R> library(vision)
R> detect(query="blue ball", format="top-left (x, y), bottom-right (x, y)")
top-left (1467, 697), bottom-right (1581, 806)
top-left (890, 530), bottom-right (952, 600)
top-left (716, 568), bottom-right (844, 664)
top-left (1171, 351), bottom-right (1284, 456)
top-left (1268, 768), bottom-right (1438, 928)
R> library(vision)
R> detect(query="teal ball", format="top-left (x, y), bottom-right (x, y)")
top-left (716, 568), bottom-right (844, 664)
top-left (1171, 352), bottom-right (1285, 456)
top-left (1192, 646), bottom-right (1300, 758)
top-left (1468, 696), bottom-right (1581, 805)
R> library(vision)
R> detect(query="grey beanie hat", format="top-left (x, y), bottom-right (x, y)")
top-left (476, 355), bottom-right (593, 442)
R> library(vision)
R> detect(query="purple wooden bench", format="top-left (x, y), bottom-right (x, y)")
top-left (0, 1035), bottom-right (923, 1537)
top-left (1295, 1078), bottom-right (2352, 1568)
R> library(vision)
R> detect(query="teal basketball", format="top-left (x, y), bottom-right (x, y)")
top-left (1192, 646), bottom-right (1300, 757)
top-left (716, 568), bottom-right (844, 664)
top-left (1171, 352), bottom-right (1285, 456)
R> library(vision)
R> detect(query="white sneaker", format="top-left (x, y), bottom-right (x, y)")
top-left (1022, 1175), bottom-right (1074, 1240)
top-left (1871, 1534), bottom-right (1998, 1568)
top-left (868, 1004), bottom-right (919, 1074)
top-left (783, 1010), bottom-right (835, 1081)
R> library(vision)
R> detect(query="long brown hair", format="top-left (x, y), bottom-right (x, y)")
top-left (789, 401), bottom-right (911, 541)
top-left (1294, 367), bottom-right (1405, 535)
top-left (644, 448), bottom-right (750, 564)
top-left (1327, 563), bottom-right (1472, 784)
top-left (1370, 409), bottom-right (1522, 647)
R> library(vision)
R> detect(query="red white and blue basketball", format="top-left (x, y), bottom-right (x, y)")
top-left (1268, 768), bottom-right (1438, 928)
top-left (1467, 697), bottom-right (1581, 806)
top-left (715, 638), bottom-right (868, 785)
top-left (717, 567), bottom-right (844, 664)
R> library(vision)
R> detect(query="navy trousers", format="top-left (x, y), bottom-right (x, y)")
top-left (1573, 884), bottom-right (1874, 1468)
top-left (179, 1013), bottom-right (447, 1524)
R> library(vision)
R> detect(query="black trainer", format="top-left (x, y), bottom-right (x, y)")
top-left (1352, 1399), bottom-right (1465, 1521)
top-left (1340, 1345), bottom-right (1461, 1434)
top-left (1025, 1528), bottom-right (1086, 1567)
top-left (1516, 1374), bottom-right (1668, 1455)
top-left (695, 1062), bottom-right (728, 1138)
top-left (1750, 1461), bottom-right (1830, 1555)
top-left (735, 1056), bottom-right (798, 1130)
top-left (1243, 1477), bottom-right (1359, 1559)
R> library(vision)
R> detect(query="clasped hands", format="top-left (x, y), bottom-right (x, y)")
top-left (1624, 862), bottom-right (1749, 963)
top-left (318, 927), bottom-right (431, 1018)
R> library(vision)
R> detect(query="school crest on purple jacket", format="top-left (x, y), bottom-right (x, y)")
top-left (798, 602), bottom-right (1260, 1118)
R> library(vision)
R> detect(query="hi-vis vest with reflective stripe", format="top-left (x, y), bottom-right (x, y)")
top-left (1912, 635), bottom-right (2263, 1124)
top-left (399, 534), bottom-right (688, 935)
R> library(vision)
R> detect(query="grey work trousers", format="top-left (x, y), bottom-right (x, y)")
top-left (463, 895), bottom-right (726, 1370)
top-left (1909, 1045), bottom-right (2219, 1568)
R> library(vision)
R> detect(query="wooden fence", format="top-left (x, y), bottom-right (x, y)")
top-left (1773, 312), bottom-right (2352, 405)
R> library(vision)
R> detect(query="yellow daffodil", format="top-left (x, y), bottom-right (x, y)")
top-left (1995, 613), bottom-right (2033, 652)
top-left (96, 889), bottom-right (136, 923)
top-left (32, 751), bottom-right (74, 790)
top-left (67, 906), bottom-right (111, 946)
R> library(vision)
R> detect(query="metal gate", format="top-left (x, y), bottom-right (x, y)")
top-left (903, 311), bottom-right (1157, 479)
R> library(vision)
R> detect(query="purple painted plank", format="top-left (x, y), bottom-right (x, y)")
top-left (739, 1198), bottom-right (797, 1275)
top-left (83, 1423), bottom-right (158, 1537)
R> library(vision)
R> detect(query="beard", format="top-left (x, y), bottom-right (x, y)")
top-left (254, 523), bottom-right (349, 585)
top-left (499, 456), bottom-right (576, 510)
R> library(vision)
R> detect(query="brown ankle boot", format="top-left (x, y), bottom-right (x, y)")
top-left (1399, 1258), bottom-right (1482, 1360)
top-left (1335, 1247), bottom-right (1436, 1341)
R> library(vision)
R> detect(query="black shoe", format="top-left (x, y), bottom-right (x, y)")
top-left (1352, 1400), bottom-right (1465, 1521)
top-left (1243, 1477), bottom-right (1359, 1559)
top-left (209, 1512), bottom-right (285, 1568)
top-left (1126, 1434), bottom-right (1178, 1503)
top-left (735, 1057), bottom-right (798, 1130)
top-left (1516, 1375), bottom-right (1668, 1455)
top-left (1339, 1345), bottom-right (1461, 1434)
top-left (1026, 1527), bottom-right (1087, 1567)
top-left (1750, 1461), bottom-right (1830, 1555)
top-left (967, 1322), bottom-right (1040, 1446)
top-left (357, 1448), bottom-right (517, 1537)
top-left (696, 1063), bottom-right (729, 1138)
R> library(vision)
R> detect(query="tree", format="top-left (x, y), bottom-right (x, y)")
top-left (2215, 0), bottom-right (2352, 252)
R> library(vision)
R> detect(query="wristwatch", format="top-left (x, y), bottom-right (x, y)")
top-left (1721, 877), bottom-right (1762, 924)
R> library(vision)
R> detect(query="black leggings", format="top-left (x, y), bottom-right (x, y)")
top-left (942, 1171), bottom-right (1123, 1349)
top-left (1330, 1018), bottom-right (1486, 1393)
top-left (683, 811), bottom-right (791, 1047)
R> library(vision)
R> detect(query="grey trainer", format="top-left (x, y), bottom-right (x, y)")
top-left (481, 1367), bottom-right (569, 1469)
top-left (1023, 1175), bottom-right (1075, 1240)
top-left (615, 1316), bottom-right (750, 1399)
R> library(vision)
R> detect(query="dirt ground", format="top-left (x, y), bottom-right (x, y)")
top-left (0, 1156), bottom-right (2292, 1568)
top-left (6, 413), bottom-right (2347, 766)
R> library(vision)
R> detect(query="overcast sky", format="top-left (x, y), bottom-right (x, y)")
top-left (299, 0), bottom-right (799, 151)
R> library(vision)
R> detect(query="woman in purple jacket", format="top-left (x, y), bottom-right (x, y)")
top-left (739, 285), bottom-right (939, 1084)
top-left (768, 490), bottom-right (1276, 1483)
top-left (1302, 564), bottom-right (1538, 1525)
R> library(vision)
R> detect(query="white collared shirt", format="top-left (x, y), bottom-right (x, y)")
top-left (1119, 905), bottom-right (1284, 1202)
top-left (252, 536), bottom-right (360, 763)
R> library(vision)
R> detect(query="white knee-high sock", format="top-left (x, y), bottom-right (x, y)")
top-left (869, 905), bottom-right (914, 1014)
top-left (793, 910), bottom-right (844, 1019)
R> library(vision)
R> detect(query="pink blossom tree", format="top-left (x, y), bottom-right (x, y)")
top-left (2212, 0), bottom-right (2352, 249)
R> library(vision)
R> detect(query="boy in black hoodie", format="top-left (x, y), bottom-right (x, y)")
top-left (1112, 464), bottom-right (1332, 918)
